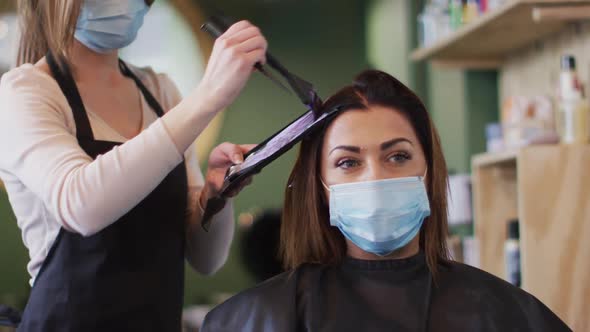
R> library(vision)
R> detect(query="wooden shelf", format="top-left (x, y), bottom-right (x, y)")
top-left (472, 149), bottom-right (518, 167)
top-left (411, 0), bottom-right (590, 69)
top-left (471, 145), bottom-right (590, 330)
top-left (517, 145), bottom-right (590, 330)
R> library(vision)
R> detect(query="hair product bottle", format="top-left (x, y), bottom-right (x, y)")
top-left (504, 219), bottom-right (521, 287)
top-left (556, 55), bottom-right (590, 144)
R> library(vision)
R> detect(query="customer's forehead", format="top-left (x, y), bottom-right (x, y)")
top-left (322, 106), bottom-right (416, 150)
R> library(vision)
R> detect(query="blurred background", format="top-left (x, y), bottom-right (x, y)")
top-left (1, 0), bottom-right (589, 330)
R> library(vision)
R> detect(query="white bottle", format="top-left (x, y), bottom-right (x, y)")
top-left (558, 95), bottom-right (590, 144)
top-left (557, 55), bottom-right (590, 144)
top-left (488, 0), bottom-right (507, 11)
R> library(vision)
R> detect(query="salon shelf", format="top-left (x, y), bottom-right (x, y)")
top-left (471, 144), bottom-right (590, 331)
top-left (411, 0), bottom-right (590, 69)
top-left (471, 149), bottom-right (517, 167)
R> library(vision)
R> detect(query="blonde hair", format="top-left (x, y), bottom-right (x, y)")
top-left (17, 0), bottom-right (81, 68)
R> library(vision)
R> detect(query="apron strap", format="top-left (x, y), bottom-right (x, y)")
top-left (118, 60), bottom-right (165, 117)
top-left (46, 52), bottom-right (95, 140)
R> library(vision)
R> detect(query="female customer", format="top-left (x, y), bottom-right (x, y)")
top-left (201, 70), bottom-right (570, 332)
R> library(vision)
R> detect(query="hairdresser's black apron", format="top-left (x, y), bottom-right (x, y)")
top-left (17, 53), bottom-right (188, 331)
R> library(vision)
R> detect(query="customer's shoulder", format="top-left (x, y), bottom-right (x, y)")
top-left (207, 269), bottom-right (298, 314)
top-left (439, 261), bottom-right (528, 297)
top-left (202, 265), bottom-right (323, 332)
top-left (201, 269), bottom-right (298, 332)
top-left (434, 261), bottom-right (570, 331)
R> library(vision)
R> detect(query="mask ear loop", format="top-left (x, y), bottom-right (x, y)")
top-left (319, 178), bottom-right (330, 191)
top-left (420, 168), bottom-right (428, 182)
top-left (318, 178), bottom-right (332, 211)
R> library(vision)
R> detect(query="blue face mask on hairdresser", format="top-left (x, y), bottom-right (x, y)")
top-left (75, 0), bottom-right (149, 54)
top-left (325, 176), bottom-right (431, 257)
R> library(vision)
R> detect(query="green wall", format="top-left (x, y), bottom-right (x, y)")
top-left (426, 69), bottom-right (499, 174)
top-left (367, 0), bottom-right (411, 85)
top-left (465, 71), bottom-right (499, 161)
top-left (0, 191), bottom-right (29, 309)
top-left (428, 67), bottom-right (470, 173)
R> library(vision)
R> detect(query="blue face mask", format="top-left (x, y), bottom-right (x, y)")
top-left (326, 176), bottom-right (431, 257)
top-left (74, 0), bottom-right (149, 54)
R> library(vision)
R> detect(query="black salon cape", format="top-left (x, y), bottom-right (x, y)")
top-left (202, 253), bottom-right (570, 332)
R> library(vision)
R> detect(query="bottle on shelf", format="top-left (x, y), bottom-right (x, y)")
top-left (488, 0), bottom-right (507, 11)
top-left (504, 219), bottom-right (521, 287)
top-left (556, 55), bottom-right (590, 144)
top-left (449, 0), bottom-right (463, 30)
top-left (479, 0), bottom-right (489, 14)
top-left (418, 0), bottom-right (453, 47)
top-left (463, 0), bottom-right (480, 24)
top-left (485, 122), bottom-right (504, 153)
top-left (418, 1), bottom-right (436, 47)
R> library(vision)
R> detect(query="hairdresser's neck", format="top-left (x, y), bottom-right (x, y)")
top-left (69, 40), bottom-right (121, 83)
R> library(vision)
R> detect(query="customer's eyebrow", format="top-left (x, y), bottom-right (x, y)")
top-left (380, 137), bottom-right (413, 150)
top-left (328, 138), bottom-right (412, 155)
top-left (329, 145), bottom-right (361, 155)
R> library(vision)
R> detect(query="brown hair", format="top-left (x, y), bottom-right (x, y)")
top-left (281, 70), bottom-right (450, 276)
top-left (17, 0), bottom-right (82, 69)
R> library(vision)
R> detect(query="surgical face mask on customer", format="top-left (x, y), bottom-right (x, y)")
top-left (323, 175), bottom-right (431, 256)
top-left (74, 0), bottom-right (149, 54)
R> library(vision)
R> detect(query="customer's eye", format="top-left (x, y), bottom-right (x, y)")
top-left (336, 158), bottom-right (361, 169)
top-left (388, 152), bottom-right (411, 164)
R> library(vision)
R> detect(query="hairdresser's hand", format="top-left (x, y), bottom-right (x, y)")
top-left (199, 143), bottom-right (257, 208)
top-left (196, 21), bottom-right (268, 113)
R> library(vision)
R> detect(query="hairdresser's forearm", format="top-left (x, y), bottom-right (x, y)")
top-left (161, 88), bottom-right (219, 154)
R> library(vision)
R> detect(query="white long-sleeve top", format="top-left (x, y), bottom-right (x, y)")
top-left (0, 63), bottom-right (235, 286)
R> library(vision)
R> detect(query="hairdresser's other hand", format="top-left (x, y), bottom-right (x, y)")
top-left (199, 143), bottom-right (257, 208)
top-left (196, 21), bottom-right (267, 113)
